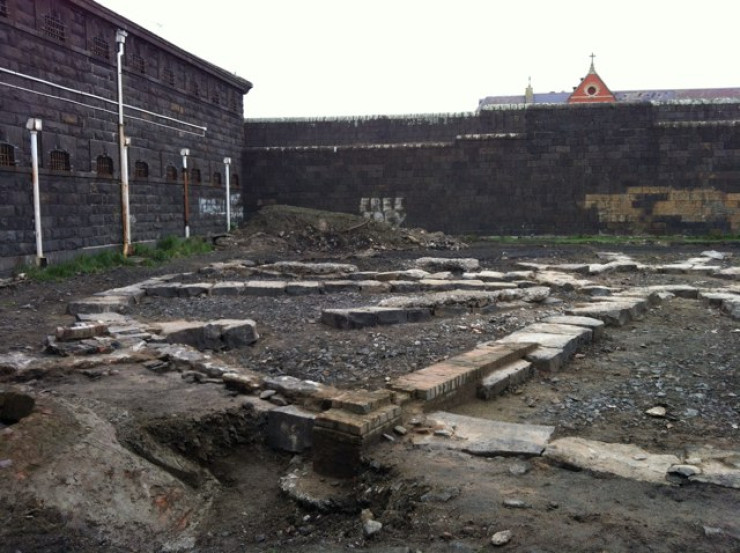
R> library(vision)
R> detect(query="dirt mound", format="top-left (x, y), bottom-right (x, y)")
top-left (218, 205), bottom-right (466, 254)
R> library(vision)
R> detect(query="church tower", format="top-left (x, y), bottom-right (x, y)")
top-left (568, 54), bottom-right (616, 103)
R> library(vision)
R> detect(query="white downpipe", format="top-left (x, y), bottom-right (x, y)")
top-left (27, 118), bottom-right (44, 265)
top-left (223, 157), bottom-right (231, 232)
top-left (116, 29), bottom-right (132, 256)
top-left (181, 149), bottom-right (190, 238)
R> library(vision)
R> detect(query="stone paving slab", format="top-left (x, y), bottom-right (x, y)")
top-left (540, 315), bottom-right (606, 339)
top-left (495, 328), bottom-right (585, 358)
top-left (566, 303), bottom-right (633, 326)
top-left (544, 437), bottom-right (681, 485)
top-left (67, 295), bottom-right (134, 315)
top-left (413, 411), bottom-right (554, 457)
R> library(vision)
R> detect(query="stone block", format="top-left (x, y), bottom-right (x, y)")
top-left (323, 280), bottom-right (361, 293)
top-left (267, 405), bottom-right (316, 453)
top-left (219, 319), bottom-right (259, 347)
top-left (144, 283), bottom-right (182, 297)
top-left (356, 280), bottom-right (391, 293)
top-left (478, 359), bottom-right (533, 400)
top-left (244, 280), bottom-right (287, 296)
top-left (177, 283), bottom-right (212, 297)
top-left (55, 322), bottom-right (109, 341)
top-left (285, 281), bottom-right (323, 296)
top-left (210, 281), bottom-right (245, 296)
top-left (389, 280), bottom-right (421, 293)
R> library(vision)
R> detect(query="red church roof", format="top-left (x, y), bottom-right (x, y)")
top-left (568, 55), bottom-right (616, 103)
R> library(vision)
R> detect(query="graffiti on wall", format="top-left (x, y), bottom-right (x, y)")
top-left (360, 197), bottom-right (406, 228)
top-left (198, 193), bottom-right (244, 222)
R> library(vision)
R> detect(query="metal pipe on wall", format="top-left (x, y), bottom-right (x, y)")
top-left (223, 157), bottom-right (231, 232)
top-left (116, 29), bottom-right (132, 256)
top-left (26, 117), bottom-right (45, 267)
top-left (180, 148), bottom-right (190, 238)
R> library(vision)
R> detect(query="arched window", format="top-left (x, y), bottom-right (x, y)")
top-left (96, 154), bottom-right (114, 177)
top-left (191, 168), bottom-right (201, 184)
top-left (231, 173), bottom-right (239, 187)
top-left (0, 143), bottom-right (14, 167)
top-left (50, 150), bottom-right (70, 171)
top-left (212, 171), bottom-right (222, 186)
top-left (134, 161), bottom-right (149, 179)
top-left (165, 165), bottom-right (178, 182)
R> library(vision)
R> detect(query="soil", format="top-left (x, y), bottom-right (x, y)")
top-left (0, 207), bottom-right (738, 553)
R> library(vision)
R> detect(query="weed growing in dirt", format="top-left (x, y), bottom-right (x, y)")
top-left (19, 236), bottom-right (213, 281)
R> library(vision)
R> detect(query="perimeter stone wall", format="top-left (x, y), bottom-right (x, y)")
top-left (243, 102), bottom-right (740, 236)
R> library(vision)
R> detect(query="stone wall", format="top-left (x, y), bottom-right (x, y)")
top-left (244, 103), bottom-right (740, 236)
top-left (0, 0), bottom-right (250, 273)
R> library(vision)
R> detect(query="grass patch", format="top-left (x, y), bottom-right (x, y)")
top-left (20, 236), bottom-right (213, 281)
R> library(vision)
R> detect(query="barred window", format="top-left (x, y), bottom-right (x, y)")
top-left (191, 168), bottom-right (201, 184)
top-left (130, 53), bottom-right (146, 74)
top-left (165, 165), bottom-right (178, 182)
top-left (0, 0), bottom-right (8, 18)
top-left (43, 13), bottom-right (66, 42)
top-left (231, 174), bottom-right (239, 187)
top-left (91, 35), bottom-right (109, 60)
top-left (96, 154), bottom-right (113, 176)
top-left (212, 171), bottom-right (222, 186)
top-left (0, 143), bottom-right (15, 167)
top-left (50, 150), bottom-right (71, 171)
top-left (134, 161), bottom-right (149, 179)
top-left (163, 67), bottom-right (175, 87)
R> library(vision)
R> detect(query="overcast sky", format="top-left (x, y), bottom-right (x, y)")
top-left (96, 0), bottom-right (739, 119)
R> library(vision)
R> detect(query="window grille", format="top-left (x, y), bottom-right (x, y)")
top-left (191, 168), bottom-right (201, 184)
top-left (212, 172), bottom-right (222, 185)
top-left (165, 165), bottom-right (178, 182)
top-left (96, 155), bottom-right (113, 176)
top-left (0, 143), bottom-right (14, 167)
top-left (43, 13), bottom-right (66, 42)
top-left (131, 53), bottom-right (146, 74)
top-left (50, 150), bottom-right (70, 171)
top-left (91, 35), bottom-right (109, 59)
top-left (163, 67), bottom-right (175, 87)
top-left (134, 161), bottom-right (148, 179)
top-left (231, 174), bottom-right (239, 187)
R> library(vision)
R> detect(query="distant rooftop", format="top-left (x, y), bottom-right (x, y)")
top-left (478, 56), bottom-right (740, 110)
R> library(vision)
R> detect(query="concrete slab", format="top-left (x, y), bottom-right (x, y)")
top-left (544, 437), bottom-right (681, 484)
top-left (413, 412), bottom-right (554, 457)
